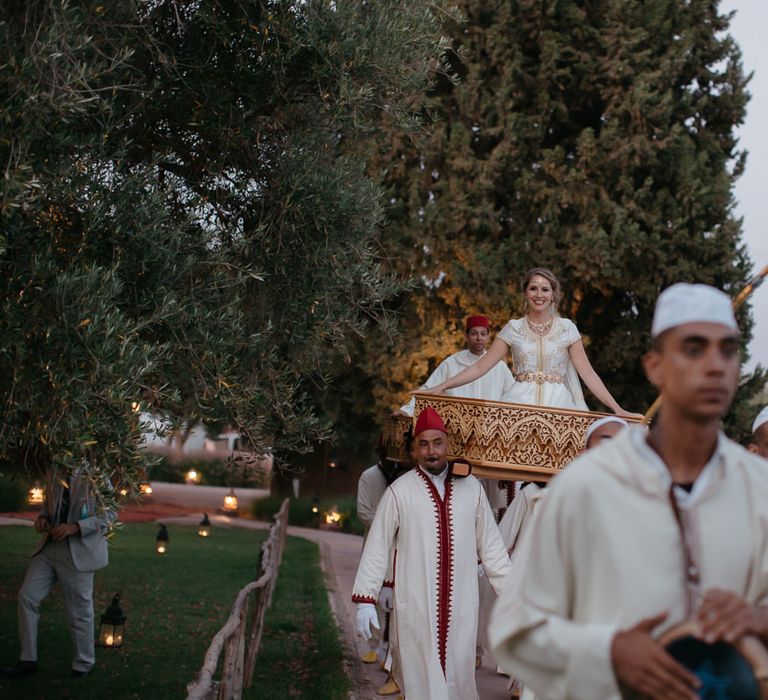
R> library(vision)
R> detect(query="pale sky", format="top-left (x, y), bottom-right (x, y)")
top-left (722, 0), bottom-right (767, 372)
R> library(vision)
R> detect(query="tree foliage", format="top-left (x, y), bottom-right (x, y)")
top-left (360, 0), bottom-right (764, 441)
top-left (0, 0), bottom-right (447, 501)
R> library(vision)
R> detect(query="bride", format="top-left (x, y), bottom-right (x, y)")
top-left (422, 267), bottom-right (642, 418)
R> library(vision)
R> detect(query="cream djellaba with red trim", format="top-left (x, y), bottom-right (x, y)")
top-left (352, 465), bottom-right (513, 700)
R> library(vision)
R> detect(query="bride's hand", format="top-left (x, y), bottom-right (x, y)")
top-left (615, 408), bottom-right (646, 422)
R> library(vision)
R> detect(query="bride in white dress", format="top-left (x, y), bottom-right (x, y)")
top-left (425, 267), bottom-right (641, 418)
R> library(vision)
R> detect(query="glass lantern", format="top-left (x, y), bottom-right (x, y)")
top-left (156, 523), bottom-right (169, 554)
top-left (27, 482), bottom-right (45, 506)
top-left (98, 594), bottom-right (126, 648)
top-left (198, 513), bottom-right (211, 538)
top-left (222, 489), bottom-right (238, 515)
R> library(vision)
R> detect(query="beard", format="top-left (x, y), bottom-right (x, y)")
top-left (423, 457), bottom-right (447, 475)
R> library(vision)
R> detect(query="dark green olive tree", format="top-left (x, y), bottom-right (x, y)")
top-left (0, 0), bottom-right (447, 504)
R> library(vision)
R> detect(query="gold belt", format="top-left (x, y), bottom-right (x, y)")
top-left (514, 371), bottom-right (564, 385)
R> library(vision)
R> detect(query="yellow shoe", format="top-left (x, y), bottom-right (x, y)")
top-left (360, 650), bottom-right (378, 664)
top-left (377, 677), bottom-right (400, 695)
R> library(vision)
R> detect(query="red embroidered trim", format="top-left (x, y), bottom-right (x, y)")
top-left (352, 594), bottom-right (377, 605)
top-left (506, 481), bottom-right (515, 507)
top-left (416, 467), bottom-right (454, 676)
top-left (383, 580), bottom-right (394, 588)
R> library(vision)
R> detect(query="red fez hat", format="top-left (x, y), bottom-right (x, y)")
top-left (465, 315), bottom-right (490, 332)
top-left (414, 406), bottom-right (448, 437)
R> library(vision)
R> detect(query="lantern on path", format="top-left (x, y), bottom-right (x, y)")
top-left (324, 506), bottom-right (342, 529)
top-left (156, 524), bottom-right (169, 554)
top-left (198, 513), bottom-right (211, 538)
top-left (222, 488), bottom-right (238, 515)
top-left (98, 594), bottom-right (126, 648)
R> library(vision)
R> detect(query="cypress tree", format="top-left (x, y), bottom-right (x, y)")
top-left (363, 0), bottom-right (763, 439)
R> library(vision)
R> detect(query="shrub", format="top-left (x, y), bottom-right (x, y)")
top-left (251, 495), bottom-right (364, 536)
top-left (0, 476), bottom-right (28, 512)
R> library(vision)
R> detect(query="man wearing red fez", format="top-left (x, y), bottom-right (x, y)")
top-left (353, 406), bottom-right (512, 700)
top-left (398, 315), bottom-right (515, 418)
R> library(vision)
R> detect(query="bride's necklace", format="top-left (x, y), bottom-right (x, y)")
top-left (526, 315), bottom-right (554, 336)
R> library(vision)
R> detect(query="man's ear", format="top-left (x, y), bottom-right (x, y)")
top-left (748, 443), bottom-right (759, 455)
top-left (642, 349), bottom-right (663, 391)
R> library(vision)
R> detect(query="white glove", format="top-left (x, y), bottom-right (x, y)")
top-left (477, 563), bottom-right (485, 578)
top-left (378, 586), bottom-right (394, 612)
top-left (356, 603), bottom-right (380, 640)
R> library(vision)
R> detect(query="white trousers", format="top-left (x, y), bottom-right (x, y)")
top-left (18, 540), bottom-right (95, 672)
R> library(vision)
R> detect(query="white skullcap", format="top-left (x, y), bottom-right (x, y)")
top-left (753, 406), bottom-right (768, 435)
top-left (651, 283), bottom-right (738, 338)
top-left (585, 416), bottom-right (629, 446)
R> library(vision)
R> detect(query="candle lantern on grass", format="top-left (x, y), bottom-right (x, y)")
top-left (198, 513), bottom-right (212, 538)
top-left (98, 594), bottom-right (126, 648)
top-left (156, 523), bottom-right (169, 555)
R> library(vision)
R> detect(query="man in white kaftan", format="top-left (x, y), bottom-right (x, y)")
top-left (357, 445), bottom-right (411, 538)
top-left (354, 406), bottom-right (512, 700)
top-left (356, 440), bottom-right (411, 668)
top-left (398, 315), bottom-right (515, 418)
top-left (489, 283), bottom-right (768, 700)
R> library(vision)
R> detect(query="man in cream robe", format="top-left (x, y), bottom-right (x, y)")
top-left (399, 315), bottom-right (516, 518)
top-left (356, 437), bottom-right (411, 675)
top-left (354, 406), bottom-right (512, 700)
top-left (489, 283), bottom-right (768, 700)
top-left (357, 441), bottom-right (412, 538)
top-left (399, 315), bottom-right (515, 419)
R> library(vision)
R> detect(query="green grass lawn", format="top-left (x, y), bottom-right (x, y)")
top-left (0, 523), bottom-right (349, 699)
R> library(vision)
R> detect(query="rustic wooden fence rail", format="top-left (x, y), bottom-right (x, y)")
top-left (185, 498), bottom-right (290, 700)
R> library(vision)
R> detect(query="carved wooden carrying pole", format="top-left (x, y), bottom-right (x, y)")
top-left (384, 394), bottom-right (644, 481)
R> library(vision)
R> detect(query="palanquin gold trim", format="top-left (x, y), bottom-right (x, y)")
top-left (383, 394), bottom-right (644, 481)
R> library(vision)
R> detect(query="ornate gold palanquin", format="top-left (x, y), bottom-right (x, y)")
top-left (383, 394), bottom-right (644, 481)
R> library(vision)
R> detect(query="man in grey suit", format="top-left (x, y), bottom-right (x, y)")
top-left (2, 467), bottom-right (112, 678)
